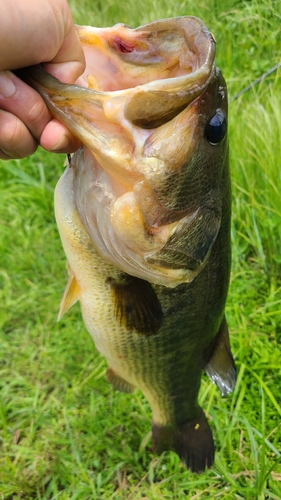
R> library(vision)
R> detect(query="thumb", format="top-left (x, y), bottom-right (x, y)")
top-left (43, 26), bottom-right (86, 83)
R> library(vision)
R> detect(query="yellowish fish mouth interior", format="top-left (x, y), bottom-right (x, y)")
top-left (76, 17), bottom-right (215, 92)
top-left (20, 17), bottom-right (223, 287)
top-left (23, 16), bottom-right (216, 132)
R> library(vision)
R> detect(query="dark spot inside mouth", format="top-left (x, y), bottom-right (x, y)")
top-left (112, 37), bottom-right (135, 53)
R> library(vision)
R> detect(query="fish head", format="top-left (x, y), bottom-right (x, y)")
top-left (23, 17), bottom-right (228, 287)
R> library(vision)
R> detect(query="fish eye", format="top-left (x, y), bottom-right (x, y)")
top-left (205, 109), bottom-right (227, 145)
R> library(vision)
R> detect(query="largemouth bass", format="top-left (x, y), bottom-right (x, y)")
top-left (21, 16), bottom-right (235, 472)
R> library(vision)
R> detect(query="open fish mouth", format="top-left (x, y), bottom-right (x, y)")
top-left (20, 17), bottom-right (226, 287)
top-left (27, 17), bottom-right (216, 127)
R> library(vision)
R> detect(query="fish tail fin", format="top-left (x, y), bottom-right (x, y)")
top-left (152, 409), bottom-right (214, 473)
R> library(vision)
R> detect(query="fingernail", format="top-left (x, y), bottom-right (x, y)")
top-left (0, 71), bottom-right (16, 98)
top-left (50, 133), bottom-right (69, 152)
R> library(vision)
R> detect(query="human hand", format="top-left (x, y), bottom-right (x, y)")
top-left (0, 0), bottom-right (85, 160)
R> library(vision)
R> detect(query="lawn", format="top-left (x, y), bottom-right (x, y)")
top-left (0, 0), bottom-right (281, 498)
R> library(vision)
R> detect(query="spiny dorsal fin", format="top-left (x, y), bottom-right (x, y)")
top-left (57, 264), bottom-right (80, 321)
top-left (205, 316), bottom-right (236, 396)
top-left (106, 275), bottom-right (163, 336)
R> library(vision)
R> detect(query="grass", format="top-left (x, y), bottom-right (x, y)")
top-left (1, 0), bottom-right (281, 497)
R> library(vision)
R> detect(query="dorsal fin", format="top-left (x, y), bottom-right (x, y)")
top-left (58, 264), bottom-right (80, 321)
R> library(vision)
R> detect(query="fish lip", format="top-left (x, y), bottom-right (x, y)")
top-left (22, 61), bottom-right (215, 108)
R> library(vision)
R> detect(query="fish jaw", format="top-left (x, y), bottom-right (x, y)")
top-left (21, 17), bottom-right (227, 288)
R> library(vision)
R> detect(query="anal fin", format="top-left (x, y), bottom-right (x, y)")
top-left (58, 263), bottom-right (80, 321)
top-left (152, 409), bottom-right (214, 473)
top-left (205, 316), bottom-right (236, 396)
top-left (105, 367), bottom-right (135, 393)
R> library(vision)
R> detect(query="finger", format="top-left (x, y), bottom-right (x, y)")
top-left (0, 70), bottom-right (51, 141)
top-left (0, 70), bottom-right (81, 155)
top-left (0, 0), bottom-right (84, 76)
top-left (0, 108), bottom-right (38, 159)
top-left (0, 149), bottom-right (15, 161)
top-left (40, 119), bottom-right (82, 153)
top-left (43, 6), bottom-right (85, 83)
top-left (43, 30), bottom-right (85, 84)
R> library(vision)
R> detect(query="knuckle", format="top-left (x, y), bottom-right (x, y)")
top-left (27, 99), bottom-right (48, 128)
top-left (0, 110), bottom-right (37, 158)
top-left (0, 150), bottom-right (11, 160)
top-left (0, 112), bottom-right (22, 146)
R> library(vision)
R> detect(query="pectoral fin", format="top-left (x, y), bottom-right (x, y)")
top-left (58, 265), bottom-right (80, 321)
top-left (205, 316), bottom-right (236, 396)
top-left (107, 275), bottom-right (163, 335)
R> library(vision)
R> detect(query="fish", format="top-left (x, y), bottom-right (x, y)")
top-left (20, 16), bottom-right (236, 472)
